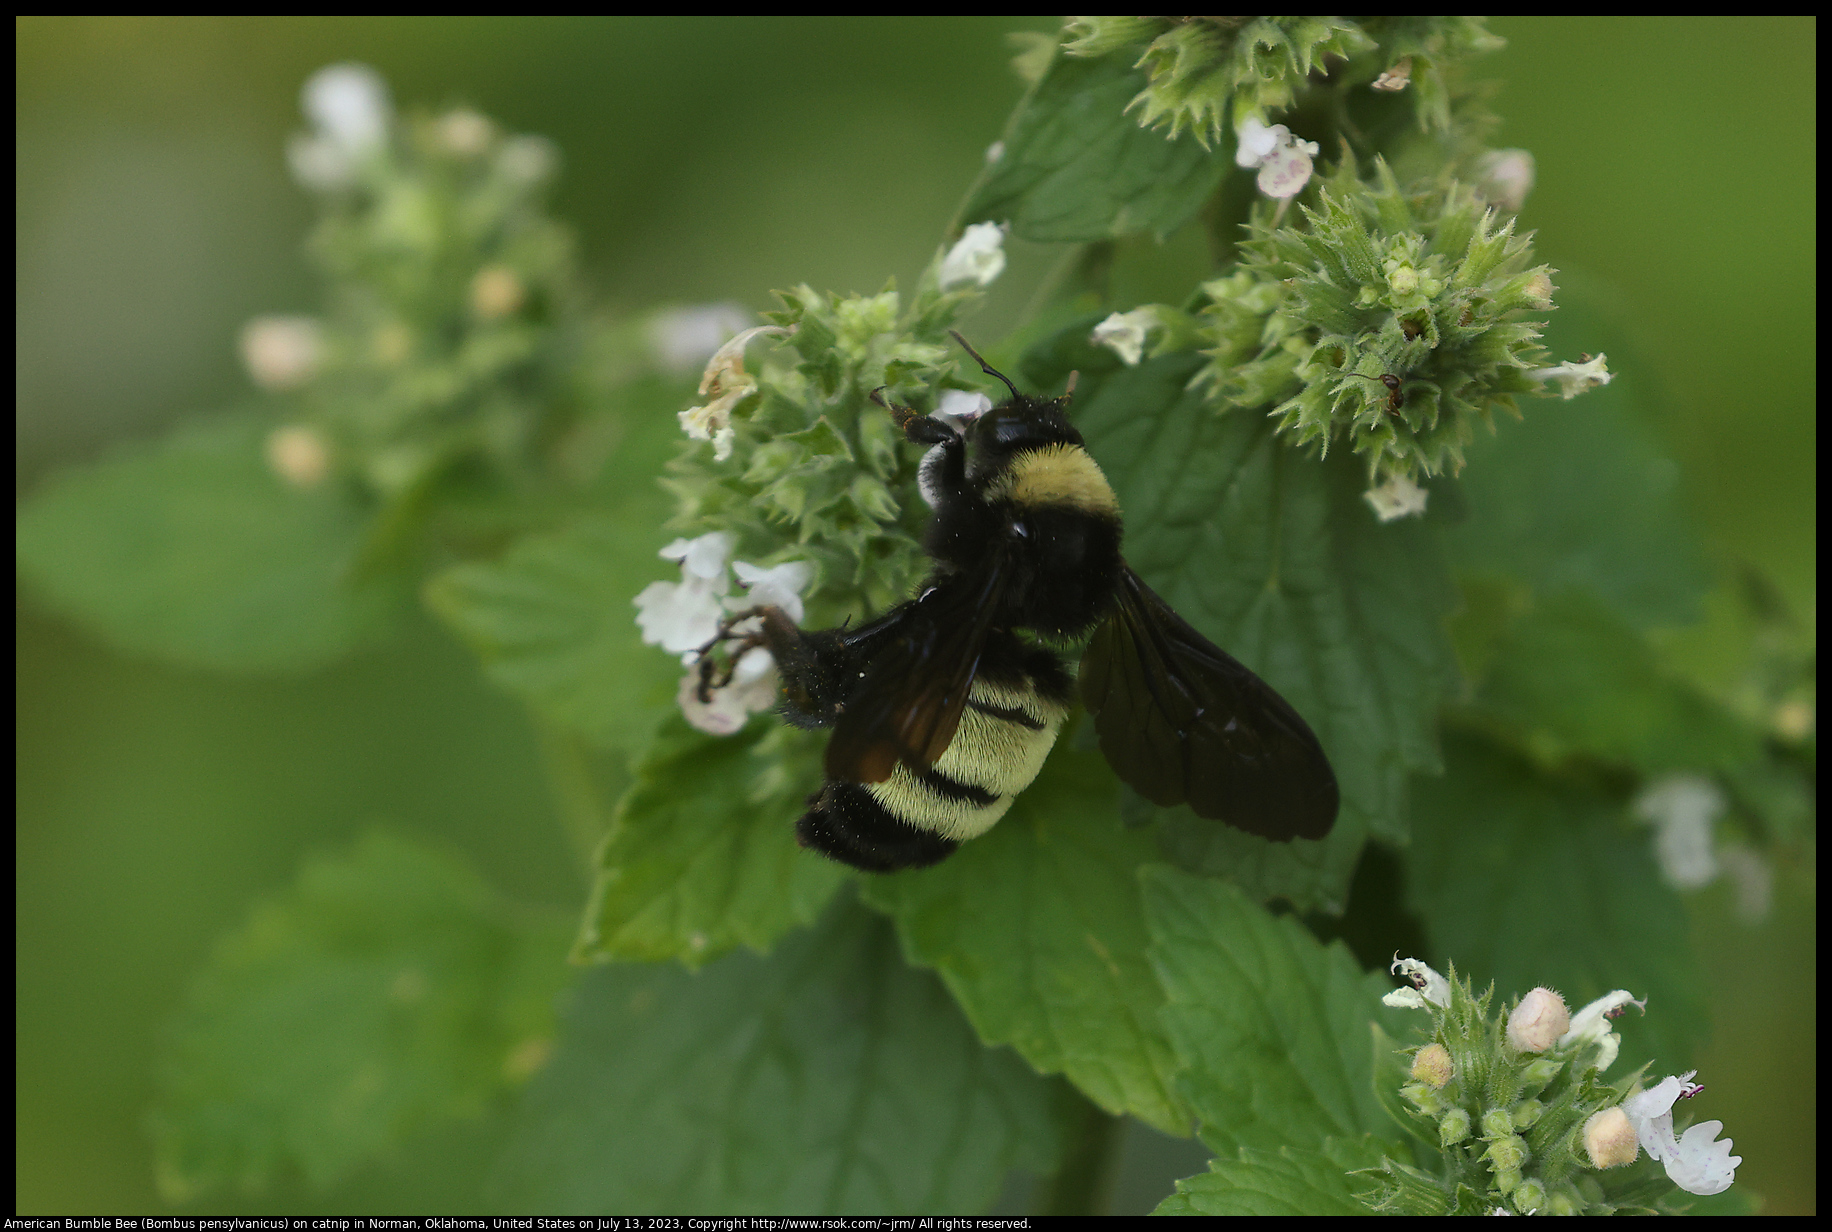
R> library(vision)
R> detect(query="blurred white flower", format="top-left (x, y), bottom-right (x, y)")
top-left (1716, 841), bottom-right (1774, 923)
top-left (678, 646), bottom-right (778, 735)
top-left (240, 316), bottom-right (323, 391)
top-left (469, 265), bottom-right (525, 320)
top-left (1091, 307), bottom-right (1159, 366)
top-left (1623, 1072), bottom-right (1740, 1196)
top-left (303, 63), bottom-right (392, 152)
top-left (648, 303), bottom-right (753, 375)
top-left (1476, 148), bottom-right (1536, 213)
top-left (1384, 956), bottom-right (1451, 1009)
top-left (939, 222), bottom-right (1007, 290)
top-left (1529, 353), bottom-right (1613, 400)
top-left (1371, 58), bottom-right (1413, 92)
top-left (1633, 774), bottom-right (1724, 890)
top-left (731, 559), bottom-right (813, 623)
top-left (1365, 474), bottom-right (1429, 522)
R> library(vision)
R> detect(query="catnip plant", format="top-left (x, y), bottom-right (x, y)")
top-left (17, 17), bottom-right (1811, 1216)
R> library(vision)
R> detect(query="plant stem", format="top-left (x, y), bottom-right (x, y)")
top-left (1039, 1089), bottom-right (1125, 1215)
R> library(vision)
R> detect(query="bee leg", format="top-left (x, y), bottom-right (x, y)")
top-left (869, 386), bottom-right (957, 446)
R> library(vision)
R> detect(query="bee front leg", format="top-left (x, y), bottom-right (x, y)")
top-left (698, 605), bottom-right (852, 726)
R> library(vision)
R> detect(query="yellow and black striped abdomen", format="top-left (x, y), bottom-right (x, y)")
top-left (864, 676), bottom-right (1069, 842)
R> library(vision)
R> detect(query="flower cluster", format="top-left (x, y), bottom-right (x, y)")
top-left (1059, 17), bottom-right (1503, 149)
top-left (632, 531), bottom-right (813, 735)
top-left (1195, 161), bottom-right (1568, 487)
top-left (1363, 960), bottom-right (1739, 1215)
top-left (244, 63), bottom-right (582, 504)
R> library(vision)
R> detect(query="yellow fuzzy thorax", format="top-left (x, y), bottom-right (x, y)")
top-left (985, 443), bottom-right (1120, 516)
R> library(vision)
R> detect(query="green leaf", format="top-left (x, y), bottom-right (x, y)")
top-left (577, 717), bottom-right (848, 968)
top-left (964, 52), bottom-right (1227, 242)
top-left (426, 378), bottom-right (687, 752)
top-left (426, 514), bottom-right (682, 753)
top-left (1065, 353), bottom-right (1458, 913)
top-left (860, 745), bottom-right (1189, 1134)
top-left (1468, 589), bottom-right (1763, 777)
top-left (1142, 867), bottom-right (1411, 1155)
top-left (149, 832), bottom-right (573, 1201)
top-left (1406, 731), bottom-right (1707, 1068)
top-left (16, 412), bottom-right (405, 674)
top-left (1444, 297), bottom-right (1709, 631)
top-left (495, 896), bottom-right (1064, 1215)
top-left (1154, 1137), bottom-right (1390, 1216)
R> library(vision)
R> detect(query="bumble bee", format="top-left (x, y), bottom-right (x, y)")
top-left (698, 334), bottom-right (1338, 872)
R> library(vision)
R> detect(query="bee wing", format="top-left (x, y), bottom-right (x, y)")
top-left (823, 563), bottom-right (1008, 785)
top-left (1080, 563), bottom-right (1338, 841)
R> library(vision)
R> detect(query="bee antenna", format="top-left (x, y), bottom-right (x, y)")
top-left (949, 330), bottom-right (1021, 402)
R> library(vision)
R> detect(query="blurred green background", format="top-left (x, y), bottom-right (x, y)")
top-left (16, 16), bottom-right (1814, 1214)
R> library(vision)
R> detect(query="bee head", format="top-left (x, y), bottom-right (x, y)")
top-left (949, 332), bottom-right (1084, 476)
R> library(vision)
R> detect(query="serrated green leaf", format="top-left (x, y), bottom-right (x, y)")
top-left (1406, 731), bottom-right (1707, 1068)
top-left (426, 514), bottom-right (681, 752)
top-left (1470, 590), bottom-right (1763, 776)
top-left (149, 832), bottom-right (572, 1201)
top-left (577, 717), bottom-right (847, 968)
top-left (1141, 867), bottom-right (1411, 1156)
top-left (1444, 386), bottom-right (1710, 630)
top-left (965, 52), bottom-right (1226, 242)
top-left (1064, 353), bottom-right (1458, 913)
top-left (1154, 1136), bottom-right (1389, 1216)
top-left (860, 745), bottom-right (1189, 1134)
top-left (496, 896), bottom-right (1064, 1215)
top-left (16, 412), bottom-right (406, 674)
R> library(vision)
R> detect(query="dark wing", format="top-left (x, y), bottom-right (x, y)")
top-left (823, 559), bottom-right (1009, 784)
top-left (1080, 563), bottom-right (1338, 841)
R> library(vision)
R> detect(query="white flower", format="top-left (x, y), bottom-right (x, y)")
top-left (648, 303), bottom-right (753, 375)
top-left (1506, 987), bottom-right (1570, 1053)
top-left (661, 532), bottom-right (733, 581)
top-left (1633, 774), bottom-right (1724, 890)
top-left (1623, 1072), bottom-right (1740, 1196)
top-left (302, 63), bottom-right (392, 153)
top-left (1090, 307), bottom-right (1160, 366)
top-left (635, 533), bottom-right (734, 655)
top-left (1371, 58), bottom-right (1413, 92)
top-left (1384, 956), bottom-right (1451, 1009)
top-left (935, 389), bottom-right (992, 428)
top-left (1476, 149), bottom-right (1536, 213)
top-left (1364, 474), bottom-right (1429, 522)
top-left (678, 324), bottom-right (789, 453)
top-left (678, 646), bottom-right (777, 736)
top-left (240, 316), bottom-right (323, 391)
top-left (938, 222), bottom-right (1007, 290)
top-left (1560, 989), bottom-right (1646, 1073)
top-left (1528, 353), bottom-right (1613, 400)
top-left (286, 64), bottom-right (391, 192)
top-left (1235, 117), bottom-right (1319, 199)
top-left (731, 559), bottom-right (813, 624)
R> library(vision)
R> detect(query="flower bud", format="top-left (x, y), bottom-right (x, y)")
top-left (1481, 1107), bottom-right (1514, 1138)
top-left (1510, 1176), bottom-right (1548, 1214)
top-left (470, 265), bottom-right (525, 320)
top-left (1400, 1081), bottom-right (1446, 1116)
top-left (1509, 1099), bottom-right (1544, 1130)
top-left (1507, 987), bottom-right (1569, 1052)
top-left (1439, 1106), bottom-right (1472, 1147)
top-left (240, 316), bottom-right (323, 391)
top-left (1519, 1056), bottom-right (1564, 1087)
top-left (265, 425), bottom-right (331, 489)
top-left (1485, 1133), bottom-right (1527, 1174)
top-left (1410, 1043), bottom-right (1454, 1089)
top-left (1546, 1186), bottom-right (1583, 1216)
top-left (1493, 1167), bottom-right (1522, 1195)
top-left (1583, 1106), bottom-right (1639, 1169)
